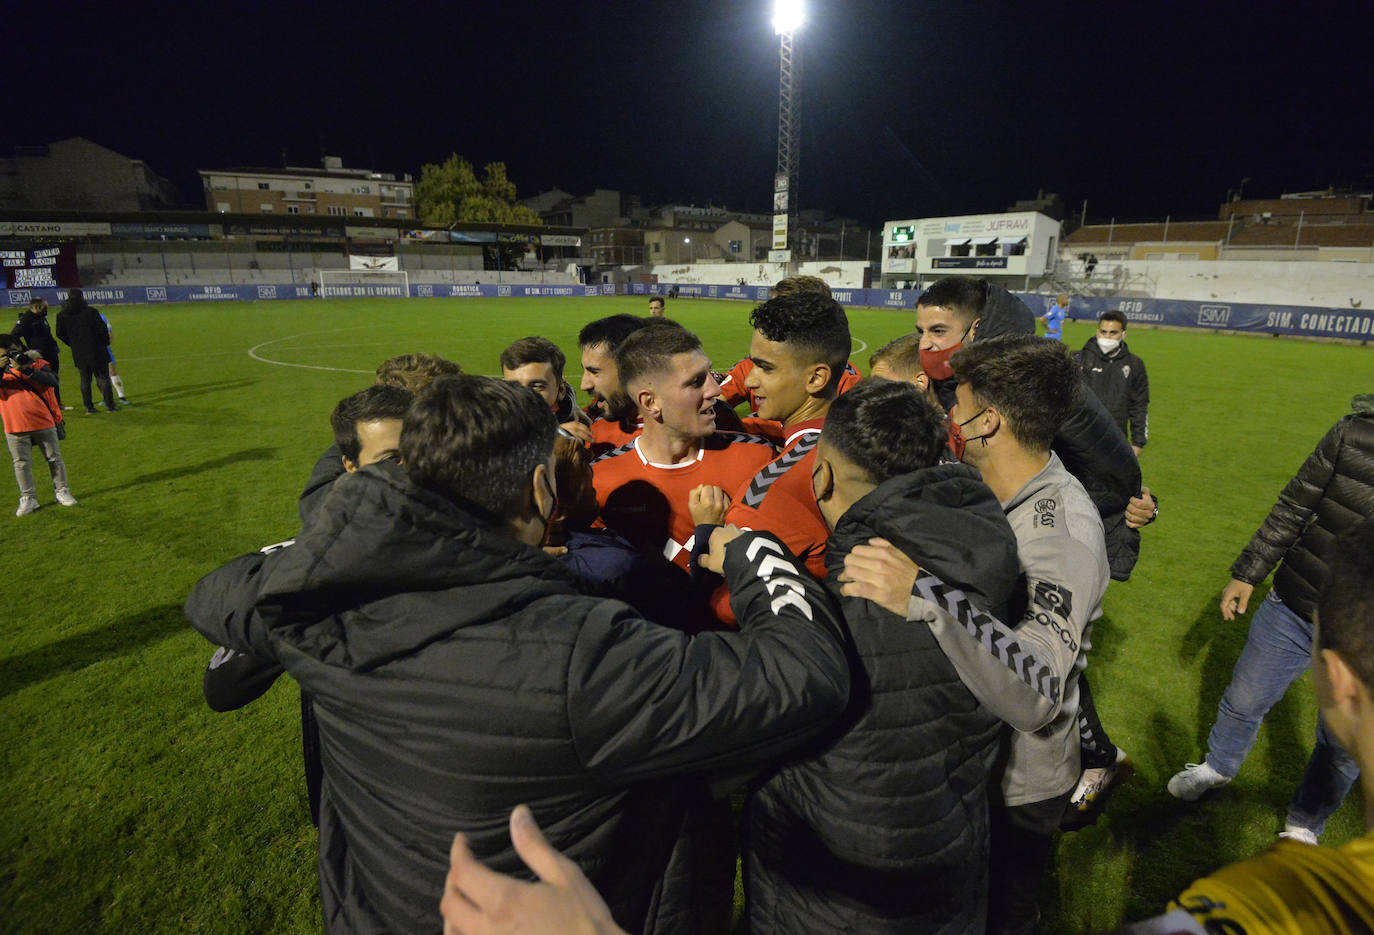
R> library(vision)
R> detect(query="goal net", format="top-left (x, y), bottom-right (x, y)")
top-left (318, 269), bottom-right (410, 298)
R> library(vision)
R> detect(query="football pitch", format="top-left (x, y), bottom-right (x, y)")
top-left (1, 295), bottom-right (1370, 934)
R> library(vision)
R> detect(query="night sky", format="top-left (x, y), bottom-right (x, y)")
top-left (10, 1), bottom-right (1372, 225)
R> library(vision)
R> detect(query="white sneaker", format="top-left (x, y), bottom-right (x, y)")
top-left (15, 496), bottom-right (38, 517)
top-left (55, 488), bottom-right (77, 507)
top-left (1279, 824), bottom-right (1318, 846)
top-left (1167, 761), bottom-right (1231, 801)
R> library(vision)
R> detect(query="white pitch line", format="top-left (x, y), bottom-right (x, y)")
top-left (851, 338), bottom-right (868, 353)
top-left (247, 328), bottom-right (374, 374)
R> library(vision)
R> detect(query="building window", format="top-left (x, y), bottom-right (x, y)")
top-left (652, 242), bottom-right (661, 254)
top-left (216, 202), bottom-right (229, 213)
top-left (260, 204), bottom-right (274, 213)
top-left (257, 182), bottom-right (270, 190)
top-left (287, 205), bottom-right (300, 215)
top-left (354, 209), bottom-right (366, 217)
top-left (304, 181), bottom-right (312, 189)
top-left (328, 205), bottom-right (346, 216)
top-left (397, 209), bottom-right (408, 218)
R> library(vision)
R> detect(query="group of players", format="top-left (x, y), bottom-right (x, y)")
top-left (185, 275), bottom-right (1368, 935)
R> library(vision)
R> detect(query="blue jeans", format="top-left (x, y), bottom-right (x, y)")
top-left (1204, 591), bottom-right (1360, 834)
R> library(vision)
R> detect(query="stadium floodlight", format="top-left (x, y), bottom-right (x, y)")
top-left (773, 0), bottom-right (803, 34)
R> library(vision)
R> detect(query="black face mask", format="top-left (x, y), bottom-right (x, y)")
top-left (532, 472), bottom-right (559, 545)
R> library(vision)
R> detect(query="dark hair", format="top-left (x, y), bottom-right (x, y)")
top-left (402, 375), bottom-right (556, 519)
top-left (1317, 518), bottom-right (1374, 690)
top-left (1098, 311), bottom-right (1127, 329)
top-left (822, 379), bottom-right (947, 482)
top-left (614, 323), bottom-right (703, 391)
top-left (62, 288), bottom-right (87, 311)
top-left (771, 275), bottom-right (832, 298)
top-left (915, 276), bottom-right (990, 325)
top-left (949, 336), bottom-right (1079, 453)
top-left (868, 333), bottom-right (924, 380)
top-left (500, 336), bottom-right (566, 380)
top-left (647, 296), bottom-right (665, 307)
top-left (749, 291), bottom-right (851, 384)
top-left (1, 332), bottom-right (25, 353)
top-left (375, 353), bottom-right (461, 393)
top-left (330, 384), bottom-right (414, 463)
top-left (578, 314), bottom-right (650, 351)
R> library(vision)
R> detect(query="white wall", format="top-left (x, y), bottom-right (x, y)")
top-left (1090, 258), bottom-right (1374, 308)
top-left (639, 259), bottom-right (869, 288)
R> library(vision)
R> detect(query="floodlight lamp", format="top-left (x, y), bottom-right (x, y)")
top-left (684, 237), bottom-right (691, 243)
top-left (773, 0), bottom-right (803, 34)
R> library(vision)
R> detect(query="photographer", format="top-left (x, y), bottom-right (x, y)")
top-left (0, 334), bottom-right (76, 516)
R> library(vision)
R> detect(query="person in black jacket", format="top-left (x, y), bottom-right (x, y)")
top-left (743, 379), bottom-right (1021, 935)
top-left (13, 298), bottom-right (65, 409)
top-left (1076, 311), bottom-right (1149, 456)
top-left (1168, 395), bottom-right (1374, 844)
top-left (53, 288), bottom-right (119, 414)
top-left (185, 374), bottom-right (851, 935)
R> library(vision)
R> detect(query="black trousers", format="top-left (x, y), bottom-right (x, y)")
top-left (77, 363), bottom-right (117, 411)
top-left (987, 787), bottom-right (1075, 935)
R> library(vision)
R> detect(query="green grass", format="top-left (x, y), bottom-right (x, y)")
top-left (0, 297), bottom-right (1368, 934)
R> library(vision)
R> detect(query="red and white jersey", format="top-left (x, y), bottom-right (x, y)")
top-left (713, 418), bottom-right (831, 623)
top-left (592, 431), bottom-right (777, 571)
top-left (588, 415), bottom-right (643, 459)
top-left (717, 358), bottom-right (863, 411)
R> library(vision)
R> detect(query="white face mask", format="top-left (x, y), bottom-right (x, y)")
top-left (1096, 337), bottom-right (1122, 355)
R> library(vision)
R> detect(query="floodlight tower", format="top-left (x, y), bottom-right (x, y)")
top-left (772, 0), bottom-right (803, 267)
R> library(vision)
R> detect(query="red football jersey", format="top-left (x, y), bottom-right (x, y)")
top-left (712, 418), bottom-right (831, 623)
top-left (718, 358), bottom-right (863, 410)
top-left (592, 431), bottom-right (777, 573)
top-left (588, 415), bottom-right (642, 458)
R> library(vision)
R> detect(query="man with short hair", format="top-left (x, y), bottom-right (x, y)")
top-left (647, 296), bottom-right (666, 318)
top-left (578, 314), bottom-right (652, 453)
top-left (845, 336), bottom-right (1110, 934)
top-left (330, 384), bottom-right (412, 474)
top-left (54, 288), bottom-right (118, 414)
top-left (593, 325), bottom-right (775, 577)
top-left (743, 378), bottom-right (1021, 935)
top-left (867, 332), bottom-right (927, 389)
top-left (1077, 311), bottom-right (1149, 456)
top-left (186, 374), bottom-right (851, 935)
top-left (13, 298), bottom-right (65, 409)
top-left (500, 335), bottom-right (592, 442)
top-left (717, 275), bottom-right (862, 412)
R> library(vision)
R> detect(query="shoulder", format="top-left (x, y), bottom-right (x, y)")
top-left (705, 430), bottom-right (776, 451)
top-left (591, 440), bottom-right (637, 466)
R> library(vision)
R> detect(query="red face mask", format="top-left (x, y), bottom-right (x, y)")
top-left (917, 322), bottom-right (975, 381)
top-left (946, 408), bottom-right (987, 461)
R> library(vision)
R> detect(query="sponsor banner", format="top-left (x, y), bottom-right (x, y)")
top-left (450, 231), bottom-right (498, 244)
top-left (768, 249), bottom-right (791, 263)
top-left (0, 221), bottom-right (111, 237)
top-left (346, 225), bottom-right (396, 241)
top-left (322, 283), bottom-right (407, 298)
top-left (772, 215), bottom-right (788, 249)
top-left (931, 257), bottom-right (1009, 269)
top-left (868, 289), bottom-right (919, 309)
top-left (110, 222), bottom-right (215, 238)
top-left (348, 255), bottom-right (399, 271)
top-left (540, 234), bottom-right (580, 247)
top-left (1018, 294), bottom-right (1374, 340)
top-left (226, 223), bottom-right (339, 238)
top-left (498, 233), bottom-right (539, 245)
top-left (403, 229), bottom-right (449, 242)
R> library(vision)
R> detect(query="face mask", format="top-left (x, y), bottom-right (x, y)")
top-left (917, 322), bottom-right (974, 381)
top-left (1096, 337), bottom-right (1121, 355)
top-left (946, 408), bottom-right (988, 461)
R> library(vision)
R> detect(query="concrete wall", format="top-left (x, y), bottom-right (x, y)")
top-left (1076, 258), bottom-right (1374, 308)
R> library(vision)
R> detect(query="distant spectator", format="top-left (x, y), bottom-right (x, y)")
top-left (55, 289), bottom-right (119, 414)
top-left (1038, 293), bottom-right (1068, 342)
top-left (13, 298), bottom-right (65, 409)
top-left (647, 297), bottom-right (665, 318)
top-left (100, 313), bottom-right (130, 405)
top-left (0, 334), bottom-right (75, 516)
top-left (1077, 311), bottom-right (1149, 456)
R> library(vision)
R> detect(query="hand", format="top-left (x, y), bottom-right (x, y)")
top-left (1125, 486), bottom-right (1157, 529)
top-left (697, 524), bottom-right (745, 574)
top-left (839, 538), bottom-right (920, 617)
top-left (1220, 579), bottom-right (1254, 621)
top-left (688, 485), bottom-right (730, 526)
top-left (441, 805), bottom-right (626, 935)
top-left (559, 421), bottom-right (593, 445)
top-left (1131, 444), bottom-right (1143, 457)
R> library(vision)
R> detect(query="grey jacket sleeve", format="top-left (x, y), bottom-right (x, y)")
top-left (565, 530), bottom-right (850, 783)
top-left (907, 530), bottom-right (1103, 733)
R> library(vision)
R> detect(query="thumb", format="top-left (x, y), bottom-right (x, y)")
top-left (1139, 485), bottom-right (1150, 499)
top-left (509, 805), bottom-right (571, 886)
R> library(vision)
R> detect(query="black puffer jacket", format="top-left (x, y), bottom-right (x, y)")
top-left (746, 464), bottom-right (1020, 935)
top-left (185, 462), bottom-right (850, 935)
top-left (13, 310), bottom-right (60, 366)
top-left (932, 286), bottom-right (1143, 579)
top-left (1231, 395), bottom-right (1374, 623)
top-left (54, 297), bottom-right (110, 368)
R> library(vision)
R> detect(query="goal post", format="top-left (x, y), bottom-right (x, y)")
top-left (318, 269), bottom-right (410, 298)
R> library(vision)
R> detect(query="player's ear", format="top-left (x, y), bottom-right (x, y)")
top-left (981, 407), bottom-right (1001, 439)
top-left (341, 456), bottom-right (358, 473)
top-left (806, 363), bottom-right (832, 394)
top-left (913, 372), bottom-right (930, 393)
top-left (811, 457), bottom-right (834, 504)
top-left (968, 317), bottom-right (981, 342)
top-left (638, 387), bottom-right (659, 419)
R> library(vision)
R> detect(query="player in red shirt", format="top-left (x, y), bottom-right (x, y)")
top-left (716, 275), bottom-right (862, 413)
top-left (591, 325), bottom-right (775, 580)
top-left (690, 290), bottom-right (853, 621)
top-left (577, 314), bottom-right (649, 455)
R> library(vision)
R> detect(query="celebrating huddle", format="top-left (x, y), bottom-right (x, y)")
top-left (187, 277), bottom-right (1161, 934)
